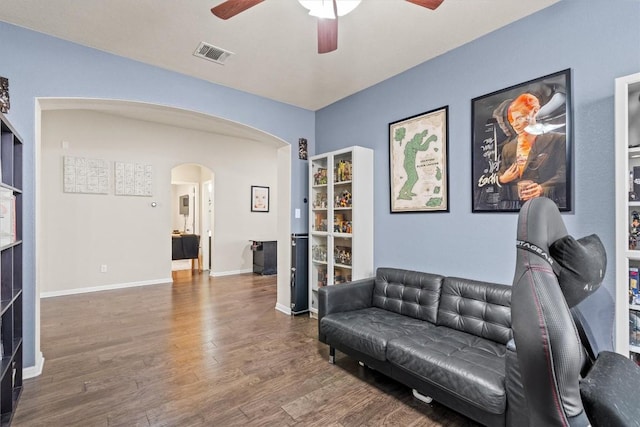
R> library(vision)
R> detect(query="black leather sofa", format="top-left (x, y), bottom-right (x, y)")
top-left (318, 267), bottom-right (525, 427)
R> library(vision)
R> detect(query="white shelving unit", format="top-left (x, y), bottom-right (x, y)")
top-left (308, 146), bottom-right (374, 316)
top-left (614, 71), bottom-right (640, 359)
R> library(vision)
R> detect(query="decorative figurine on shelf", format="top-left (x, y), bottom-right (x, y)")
top-left (343, 250), bottom-right (352, 265)
top-left (313, 192), bottom-right (327, 209)
top-left (335, 160), bottom-right (352, 182)
top-left (631, 211), bottom-right (640, 249)
top-left (314, 213), bottom-right (327, 231)
top-left (317, 268), bottom-right (327, 287)
top-left (314, 168), bottom-right (327, 186)
top-left (337, 160), bottom-right (344, 182)
top-left (312, 245), bottom-right (328, 262)
top-left (632, 212), bottom-right (640, 232)
top-left (335, 190), bottom-right (352, 208)
top-left (334, 246), bottom-right (352, 266)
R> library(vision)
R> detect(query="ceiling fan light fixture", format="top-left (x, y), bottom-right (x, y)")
top-left (298, 0), bottom-right (361, 19)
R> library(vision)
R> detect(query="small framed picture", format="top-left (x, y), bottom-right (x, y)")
top-left (251, 185), bottom-right (269, 212)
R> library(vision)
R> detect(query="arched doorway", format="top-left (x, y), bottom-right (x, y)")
top-left (34, 98), bottom-right (294, 379)
top-left (171, 164), bottom-right (214, 277)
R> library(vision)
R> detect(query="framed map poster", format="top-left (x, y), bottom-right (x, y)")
top-left (389, 106), bottom-right (449, 213)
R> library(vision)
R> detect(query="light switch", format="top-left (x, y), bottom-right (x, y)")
top-left (295, 208), bottom-right (301, 218)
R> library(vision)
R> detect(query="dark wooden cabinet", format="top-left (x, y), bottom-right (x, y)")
top-left (0, 112), bottom-right (23, 426)
top-left (251, 240), bottom-right (277, 275)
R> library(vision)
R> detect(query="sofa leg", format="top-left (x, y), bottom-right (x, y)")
top-left (412, 389), bottom-right (433, 404)
top-left (329, 347), bottom-right (335, 364)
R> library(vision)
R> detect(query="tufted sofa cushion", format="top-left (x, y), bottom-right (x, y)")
top-left (372, 267), bottom-right (444, 323)
top-left (387, 327), bottom-right (508, 414)
top-left (437, 277), bottom-right (512, 345)
top-left (320, 307), bottom-right (435, 361)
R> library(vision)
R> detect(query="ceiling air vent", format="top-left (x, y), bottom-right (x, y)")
top-left (193, 42), bottom-right (234, 65)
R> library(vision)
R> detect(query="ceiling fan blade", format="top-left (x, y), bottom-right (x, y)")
top-left (211, 0), bottom-right (265, 20)
top-left (405, 0), bottom-right (444, 10)
top-left (317, 0), bottom-right (338, 54)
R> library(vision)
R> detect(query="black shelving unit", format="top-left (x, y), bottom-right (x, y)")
top-left (0, 112), bottom-right (23, 426)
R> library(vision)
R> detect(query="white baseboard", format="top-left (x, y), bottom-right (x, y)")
top-left (23, 352), bottom-right (45, 379)
top-left (275, 302), bottom-right (291, 315)
top-left (40, 278), bottom-right (172, 298)
top-left (210, 268), bottom-right (253, 277)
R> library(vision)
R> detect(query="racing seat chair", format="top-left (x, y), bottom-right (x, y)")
top-left (511, 197), bottom-right (640, 426)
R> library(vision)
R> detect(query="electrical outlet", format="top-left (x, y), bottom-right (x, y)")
top-left (100, 264), bottom-right (107, 273)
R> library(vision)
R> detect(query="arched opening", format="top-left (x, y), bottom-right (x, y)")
top-left (170, 164), bottom-right (214, 279)
top-left (33, 98), bottom-right (293, 375)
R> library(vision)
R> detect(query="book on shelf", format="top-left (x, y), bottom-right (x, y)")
top-left (630, 309), bottom-right (640, 347)
top-left (634, 166), bottom-right (640, 200)
top-left (631, 211), bottom-right (640, 250)
top-left (631, 267), bottom-right (640, 305)
top-left (0, 187), bottom-right (15, 246)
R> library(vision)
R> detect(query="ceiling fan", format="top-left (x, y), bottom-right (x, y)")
top-left (211, 0), bottom-right (444, 54)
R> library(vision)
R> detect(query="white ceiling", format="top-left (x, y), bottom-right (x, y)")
top-left (0, 0), bottom-right (559, 111)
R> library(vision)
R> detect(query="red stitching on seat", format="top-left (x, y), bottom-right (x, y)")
top-left (526, 269), bottom-right (569, 427)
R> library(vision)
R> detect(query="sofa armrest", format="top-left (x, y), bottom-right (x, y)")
top-left (319, 276), bottom-right (375, 317)
top-left (318, 276), bottom-right (375, 342)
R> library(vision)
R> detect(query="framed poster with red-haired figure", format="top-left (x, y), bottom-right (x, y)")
top-left (471, 69), bottom-right (572, 212)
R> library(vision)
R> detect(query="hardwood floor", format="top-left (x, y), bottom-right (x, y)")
top-left (13, 273), bottom-right (479, 426)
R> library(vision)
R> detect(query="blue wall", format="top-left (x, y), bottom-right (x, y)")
top-left (315, 0), bottom-right (640, 351)
top-left (2, 0), bottom-right (639, 368)
top-left (0, 21), bottom-right (315, 368)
